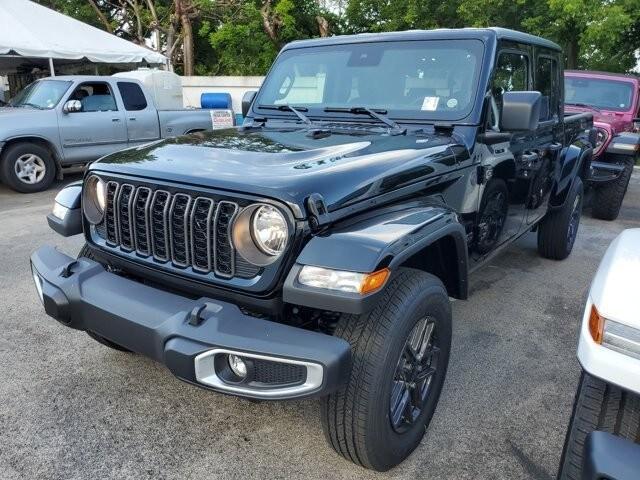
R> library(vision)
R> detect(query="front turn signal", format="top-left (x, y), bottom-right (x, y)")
top-left (360, 268), bottom-right (390, 295)
top-left (589, 304), bottom-right (604, 344)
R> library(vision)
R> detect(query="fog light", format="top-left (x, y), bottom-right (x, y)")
top-left (228, 354), bottom-right (248, 378)
top-left (31, 266), bottom-right (44, 304)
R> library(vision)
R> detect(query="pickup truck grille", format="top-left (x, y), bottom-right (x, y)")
top-left (99, 180), bottom-right (260, 279)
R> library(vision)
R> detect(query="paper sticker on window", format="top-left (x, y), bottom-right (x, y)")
top-left (421, 96), bottom-right (439, 111)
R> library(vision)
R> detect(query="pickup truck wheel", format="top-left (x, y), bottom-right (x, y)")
top-left (558, 371), bottom-right (640, 480)
top-left (537, 177), bottom-right (583, 260)
top-left (320, 268), bottom-right (451, 471)
top-left (591, 157), bottom-right (634, 221)
top-left (0, 142), bottom-right (56, 193)
top-left (78, 244), bottom-right (132, 353)
top-left (476, 178), bottom-right (508, 254)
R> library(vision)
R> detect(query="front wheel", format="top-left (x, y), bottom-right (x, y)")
top-left (537, 177), bottom-right (583, 260)
top-left (591, 156), bottom-right (634, 221)
top-left (320, 268), bottom-right (452, 471)
top-left (558, 372), bottom-right (640, 480)
top-left (0, 142), bottom-right (56, 193)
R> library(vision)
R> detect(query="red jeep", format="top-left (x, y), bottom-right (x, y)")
top-left (565, 70), bottom-right (640, 220)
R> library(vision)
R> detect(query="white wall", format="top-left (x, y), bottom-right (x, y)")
top-left (181, 76), bottom-right (264, 113)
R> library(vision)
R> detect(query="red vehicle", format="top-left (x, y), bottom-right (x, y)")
top-left (565, 70), bottom-right (640, 220)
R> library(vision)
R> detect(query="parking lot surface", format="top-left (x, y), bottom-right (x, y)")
top-left (1, 171), bottom-right (639, 480)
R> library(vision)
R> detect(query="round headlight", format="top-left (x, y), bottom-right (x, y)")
top-left (251, 205), bottom-right (288, 256)
top-left (83, 175), bottom-right (107, 224)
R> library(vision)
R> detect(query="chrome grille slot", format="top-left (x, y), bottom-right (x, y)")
top-left (94, 180), bottom-right (259, 280)
top-left (117, 184), bottom-right (135, 250)
top-left (150, 190), bottom-right (171, 261)
top-left (133, 187), bottom-right (152, 255)
top-left (105, 181), bottom-right (119, 244)
top-left (169, 193), bottom-right (192, 267)
top-left (190, 198), bottom-right (214, 271)
top-left (213, 201), bottom-right (239, 278)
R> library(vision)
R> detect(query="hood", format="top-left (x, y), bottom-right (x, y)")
top-left (565, 105), bottom-right (632, 133)
top-left (91, 127), bottom-right (464, 217)
top-left (0, 106), bottom-right (52, 123)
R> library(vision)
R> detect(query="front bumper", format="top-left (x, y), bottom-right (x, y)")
top-left (30, 245), bottom-right (351, 400)
top-left (582, 431), bottom-right (640, 480)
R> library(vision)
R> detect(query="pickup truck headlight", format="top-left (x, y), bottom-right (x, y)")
top-left (594, 128), bottom-right (608, 154)
top-left (83, 175), bottom-right (107, 225)
top-left (589, 305), bottom-right (640, 360)
top-left (232, 204), bottom-right (289, 266)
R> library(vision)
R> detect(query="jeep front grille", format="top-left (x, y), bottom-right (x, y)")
top-left (98, 181), bottom-right (260, 279)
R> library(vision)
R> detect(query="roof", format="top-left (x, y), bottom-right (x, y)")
top-left (566, 70), bottom-right (639, 83)
top-left (285, 27), bottom-right (561, 52)
top-left (0, 0), bottom-right (166, 64)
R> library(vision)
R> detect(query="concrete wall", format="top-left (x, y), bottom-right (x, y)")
top-left (181, 76), bottom-right (264, 113)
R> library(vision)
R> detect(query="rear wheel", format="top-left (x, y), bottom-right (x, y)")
top-left (0, 142), bottom-right (56, 193)
top-left (320, 268), bottom-right (451, 471)
top-left (558, 372), bottom-right (640, 480)
top-left (592, 156), bottom-right (634, 221)
top-left (537, 177), bottom-right (583, 260)
top-left (78, 244), bottom-right (131, 353)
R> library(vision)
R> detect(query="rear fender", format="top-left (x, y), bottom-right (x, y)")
top-left (283, 203), bottom-right (468, 314)
top-left (550, 144), bottom-right (591, 209)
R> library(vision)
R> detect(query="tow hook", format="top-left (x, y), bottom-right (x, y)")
top-left (59, 260), bottom-right (78, 278)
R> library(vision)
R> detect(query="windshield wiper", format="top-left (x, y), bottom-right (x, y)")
top-left (323, 106), bottom-right (406, 135)
top-left (565, 102), bottom-right (601, 113)
top-left (258, 104), bottom-right (316, 125)
top-left (15, 102), bottom-right (44, 110)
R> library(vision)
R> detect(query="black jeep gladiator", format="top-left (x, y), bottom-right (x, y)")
top-left (31, 28), bottom-right (594, 471)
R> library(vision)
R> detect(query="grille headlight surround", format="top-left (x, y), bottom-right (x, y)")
top-left (232, 204), bottom-right (289, 266)
top-left (83, 175), bottom-right (107, 225)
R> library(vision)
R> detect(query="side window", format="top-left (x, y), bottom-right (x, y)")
top-left (536, 57), bottom-right (558, 121)
top-left (69, 82), bottom-right (117, 112)
top-left (490, 52), bottom-right (529, 129)
top-left (117, 82), bottom-right (148, 111)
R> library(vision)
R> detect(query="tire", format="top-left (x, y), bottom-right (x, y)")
top-left (591, 156), bottom-right (634, 221)
top-left (0, 142), bottom-right (56, 193)
top-left (320, 268), bottom-right (452, 471)
top-left (476, 178), bottom-right (509, 254)
top-left (537, 177), bottom-right (583, 260)
top-left (558, 372), bottom-right (640, 480)
top-left (78, 244), bottom-right (131, 353)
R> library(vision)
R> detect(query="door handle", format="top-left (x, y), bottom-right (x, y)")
top-left (112, 118), bottom-right (120, 122)
top-left (129, 117), bottom-right (137, 121)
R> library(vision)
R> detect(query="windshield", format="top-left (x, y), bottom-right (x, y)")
top-left (565, 77), bottom-right (634, 112)
top-left (255, 39), bottom-right (485, 122)
top-left (10, 80), bottom-right (72, 109)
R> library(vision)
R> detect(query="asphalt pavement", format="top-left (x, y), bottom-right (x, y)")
top-left (1, 170), bottom-right (639, 480)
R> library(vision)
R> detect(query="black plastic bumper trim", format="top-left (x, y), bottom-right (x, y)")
top-left (583, 431), bottom-right (640, 480)
top-left (588, 161), bottom-right (625, 184)
top-left (29, 245), bottom-right (351, 400)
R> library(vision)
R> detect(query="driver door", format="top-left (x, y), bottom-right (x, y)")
top-left (58, 81), bottom-right (127, 164)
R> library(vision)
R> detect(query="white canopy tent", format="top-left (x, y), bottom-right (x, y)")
top-left (0, 0), bottom-right (166, 76)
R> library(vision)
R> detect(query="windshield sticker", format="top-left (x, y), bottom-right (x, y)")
top-left (447, 98), bottom-right (458, 109)
top-left (421, 96), bottom-right (439, 111)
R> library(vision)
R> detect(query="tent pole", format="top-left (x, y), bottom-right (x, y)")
top-left (48, 58), bottom-right (55, 76)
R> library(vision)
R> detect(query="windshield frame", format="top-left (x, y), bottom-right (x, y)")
top-left (9, 79), bottom-right (73, 110)
top-left (564, 75), bottom-right (636, 113)
top-left (252, 38), bottom-right (488, 125)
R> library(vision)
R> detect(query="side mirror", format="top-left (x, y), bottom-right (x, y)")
top-left (501, 91), bottom-right (541, 131)
top-left (63, 100), bottom-right (82, 114)
top-left (242, 91), bottom-right (257, 118)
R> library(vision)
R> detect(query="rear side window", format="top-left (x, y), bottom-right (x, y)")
top-left (536, 57), bottom-right (559, 121)
top-left (117, 82), bottom-right (147, 111)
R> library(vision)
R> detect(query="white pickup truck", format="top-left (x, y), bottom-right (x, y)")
top-left (0, 75), bottom-right (223, 193)
top-left (559, 229), bottom-right (640, 480)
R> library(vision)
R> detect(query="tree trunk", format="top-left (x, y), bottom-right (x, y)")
top-left (87, 0), bottom-right (112, 33)
top-left (181, 12), bottom-right (194, 76)
top-left (316, 16), bottom-right (329, 37)
top-left (566, 38), bottom-right (579, 69)
top-left (260, 0), bottom-right (281, 46)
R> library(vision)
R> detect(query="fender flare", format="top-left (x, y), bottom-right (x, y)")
top-left (283, 203), bottom-right (468, 314)
top-left (550, 144), bottom-right (591, 209)
top-left (604, 131), bottom-right (640, 157)
top-left (46, 180), bottom-right (83, 237)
